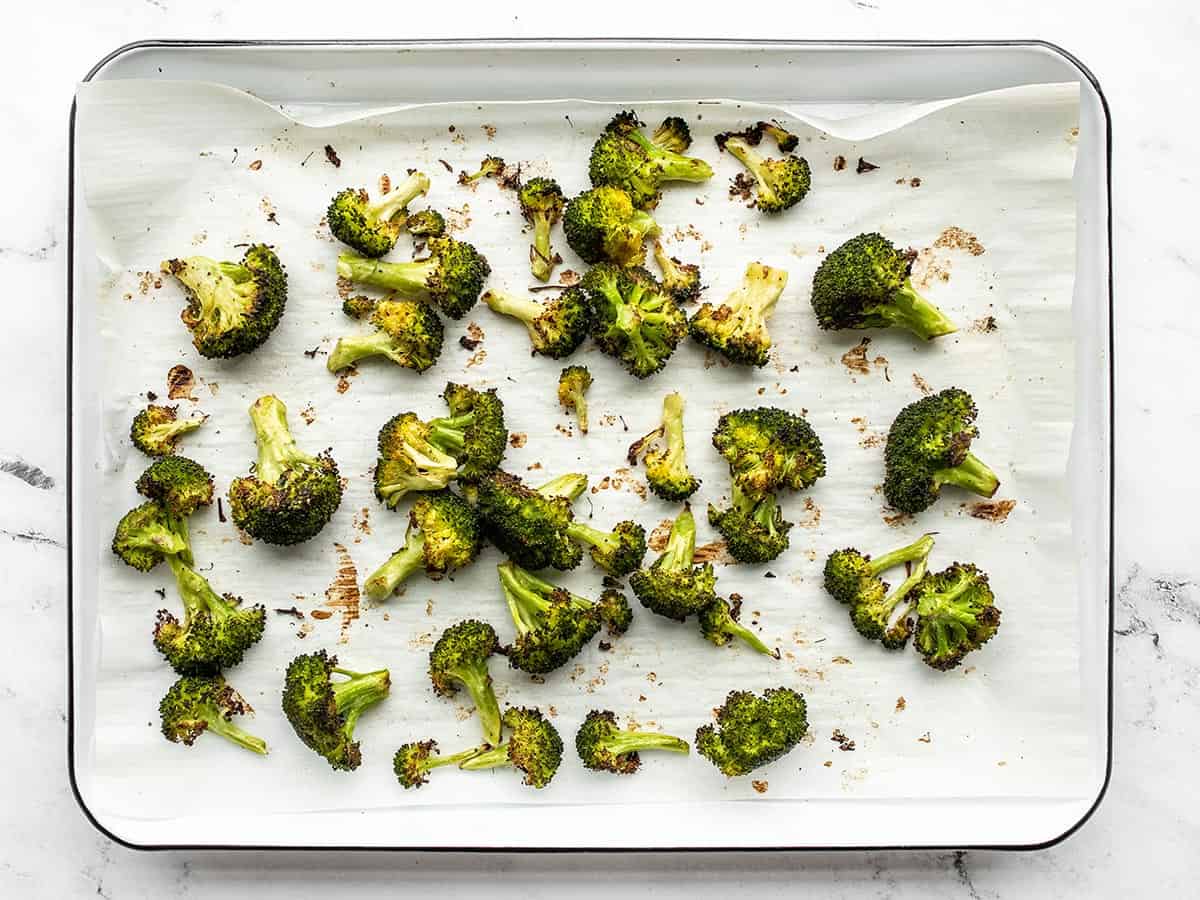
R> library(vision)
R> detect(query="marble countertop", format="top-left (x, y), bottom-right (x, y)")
top-left (2, 1), bottom-right (1193, 896)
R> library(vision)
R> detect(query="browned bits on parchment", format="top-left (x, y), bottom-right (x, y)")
top-left (324, 144), bottom-right (341, 168)
top-left (933, 226), bottom-right (985, 256)
top-left (166, 365), bottom-right (196, 401)
top-left (324, 543), bottom-right (360, 642)
top-left (967, 499), bottom-right (1016, 523)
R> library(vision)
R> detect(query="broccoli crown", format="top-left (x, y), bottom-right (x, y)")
top-left (707, 486), bottom-right (792, 564)
top-left (810, 232), bottom-right (957, 340)
top-left (581, 263), bottom-right (687, 379)
top-left (336, 236), bottom-right (490, 320)
top-left (459, 706), bottom-right (564, 788)
top-left (563, 186), bottom-right (660, 266)
top-left (327, 172), bottom-right (430, 257)
top-left (159, 675), bottom-right (267, 755)
top-left (228, 396), bottom-right (343, 545)
top-left (588, 111), bottom-right (714, 208)
top-left (518, 177), bottom-right (566, 223)
top-left (497, 562), bottom-right (601, 673)
top-left (883, 388), bottom-right (1000, 514)
top-left (393, 739), bottom-right (485, 790)
top-left (432, 382), bottom-right (508, 482)
top-left (131, 404), bottom-right (207, 457)
top-left (162, 244), bottom-right (287, 359)
top-left (428, 618), bottom-right (502, 745)
top-left (628, 391), bottom-right (699, 500)
top-left (822, 534), bottom-right (935, 605)
top-left (575, 709), bottom-right (690, 774)
top-left (557, 365), bottom-right (593, 434)
top-left (695, 687), bottom-right (808, 776)
top-left (716, 129), bottom-right (811, 214)
top-left (629, 506), bottom-right (717, 621)
top-left (597, 587), bottom-right (634, 637)
top-left (112, 500), bottom-right (190, 572)
top-left (482, 288), bottom-right (590, 359)
top-left (565, 518), bottom-right (647, 577)
top-left (912, 563), bottom-right (1001, 670)
top-left (281, 650), bottom-right (391, 771)
top-left (374, 412), bottom-right (459, 507)
top-left (477, 471), bottom-right (581, 571)
top-left (651, 116), bottom-right (693, 152)
top-left (327, 296), bottom-right (444, 374)
top-left (405, 207), bottom-right (447, 238)
top-left (652, 241), bottom-right (702, 304)
top-left (689, 262), bottom-right (787, 367)
top-left (698, 596), bottom-right (779, 657)
top-left (135, 455), bottom-right (214, 516)
top-left (712, 407), bottom-right (826, 499)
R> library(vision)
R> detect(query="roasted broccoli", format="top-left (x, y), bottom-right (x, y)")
top-left (912, 563), bottom-right (1001, 670)
top-left (373, 412), bottom-right (459, 506)
top-left (627, 391), bottom-right (699, 501)
top-left (563, 186), bottom-right (660, 266)
top-left (327, 171), bottom-right (430, 257)
top-left (565, 516), bottom-right (647, 577)
top-left (757, 121), bottom-right (800, 152)
top-left (589, 111), bottom-right (713, 208)
top-left (689, 262), bottom-right (788, 367)
top-left (227, 396), bottom-right (343, 545)
top-left (477, 471), bottom-right (582, 571)
top-left (597, 585), bottom-right (634, 637)
top-left (823, 534), bottom-right (936, 648)
top-left (698, 596), bottom-right (779, 658)
top-left (883, 388), bottom-right (1000, 514)
top-left (707, 485), bottom-right (792, 564)
top-left (629, 506), bottom-right (717, 621)
top-left (161, 244), bottom-right (287, 359)
top-left (712, 407), bottom-right (826, 499)
top-left (337, 236), bottom-right (491, 319)
top-left (404, 207), bottom-right (447, 238)
top-left (393, 739), bottom-right (485, 789)
top-left (496, 561), bottom-right (601, 673)
top-left (111, 500), bottom-right (191, 572)
top-left (428, 619), bottom-right (503, 745)
top-left (581, 263), bottom-right (687, 378)
top-left (131, 404), bottom-right (207, 457)
top-left (135, 455), bottom-right (214, 516)
top-left (327, 295), bottom-right (444, 374)
top-left (715, 126), bottom-right (811, 213)
top-left (810, 232), bottom-right (957, 340)
top-left (458, 706), bottom-right (564, 788)
top-left (518, 177), bottom-right (565, 281)
top-left (363, 489), bottom-right (482, 601)
top-left (695, 687), bottom-right (808, 776)
top-left (557, 365), bottom-right (592, 434)
top-left (281, 650), bottom-right (391, 771)
top-left (458, 155), bottom-right (507, 185)
top-left (575, 709), bottom-right (689, 774)
top-left (159, 675), bottom-right (267, 755)
top-left (651, 116), bottom-right (693, 152)
top-left (481, 287), bottom-right (589, 358)
top-left (652, 241), bottom-right (701, 304)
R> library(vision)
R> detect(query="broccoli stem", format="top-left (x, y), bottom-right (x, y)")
top-left (167, 555), bottom-right (232, 622)
top-left (627, 209), bottom-right (660, 243)
top-left (248, 396), bottom-right (316, 484)
top-left (368, 172), bottom-right (429, 224)
top-left (883, 557), bottom-right (928, 623)
top-left (447, 664), bottom-right (502, 748)
top-left (204, 710), bottom-right (269, 755)
top-left (660, 391), bottom-right (688, 476)
top-left (707, 602), bottom-right (777, 657)
top-left (722, 139), bottom-right (775, 203)
top-left (881, 282), bottom-right (958, 340)
top-left (933, 453), bottom-right (1000, 498)
top-left (531, 217), bottom-right (554, 281)
top-left (424, 745), bottom-right (488, 772)
top-left (336, 254), bottom-right (437, 299)
top-left (597, 730), bottom-right (691, 757)
top-left (427, 413), bottom-right (474, 454)
top-left (457, 743), bottom-right (513, 770)
top-left (538, 473), bottom-right (588, 502)
top-left (564, 522), bottom-right (618, 557)
top-left (327, 332), bottom-right (402, 372)
top-left (483, 290), bottom-right (547, 340)
top-left (168, 257), bottom-right (256, 328)
top-left (733, 267), bottom-right (785, 323)
top-left (499, 563), bottom-right (541, 636)
top-left (866, 534), bottom-right (935, 577)
top-left (660, 507), bottom-right (697, 571)
top-left (143, 418), bottom-right (205, 448)
top-left (364, 533), bottom-right (427, 601)
top-left (629, 132), bottom-right (714, 182)
top-left (329, 667), bottom-right (391, 731)
top-left (566, 386), bottom-right (588, 434)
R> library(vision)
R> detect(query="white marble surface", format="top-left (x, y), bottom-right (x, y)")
top-left (1, 1), bottom-right (1194, 895)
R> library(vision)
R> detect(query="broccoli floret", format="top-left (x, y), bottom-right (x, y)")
top-left (537, 472), bottom-right (589, 501)
top-left (810, 232), bottom-right (957, 340)
top-left (458, 155), bottom-right (507, 185)
top-left (575, 709), bottom-right (689, 774)
top-left (597, 586), bottom-right (634, 637)
top-left (581, 263), bottom-right (687, 379)
top-left (281, 650), bottom-right (391, 771)
top-left (363, 489), bottom-right (481, 601)
top-left (111, 501), bottom-right (190, 572)
top-left (159, 675), bottom-right (267, 755)
top-left (482, 287), bottom-right (589, 359)
top-left (326, 171), bottom-right (430, 257)
top-left (707, 485), bottom-right (792, 564)
top-left (428, 619), bottom-right (503, 744)
top-left (912, 563), bottom-right (1001, 670)
top-left (689, 262), bottom-right (787, 367)
top-left (161, 244), bottom-right (287, 359)
top-left (154, 556), bottom-right (266, 674)
top-left (404, 207), bottom-right (446, 238)
top-left (883, 388), bottom-right (1000, 514)
top-left (393, 739), bottom-right (487, 790)
top-left (518, 177), bottom-right (565, 281)
top-left (557, 365), bottom-right (593, 434)
top-left (589, 111), bottom-right (713, 209)
top-left (698, 596), bottom-right (779, 658)
top-left (565, 517), bottom-right (647, 577)
top-left (695, 687), bottom-right (808, 776)
top-left (458, 706), bottom-right (564, 788)
top-left (477, 471), bottom-right (582, 571)
top-left (629, 506), bottom-right (717, 621)
top-left (337, 236), bottom-right (491, 320)
top-left (651, 116), bottom-right (693, 153)
top-left (327, 295), bottom-right (444, 374)
top-left (433, 383), bottom-right (508, 482)
top-left (712, 407), bottom-right (826, 500)
top-left (496, 562), bottom-right (601, 673)
top-left (823, 534), bottom-right (935, 604)
top-left (715, 127), bottom-right (811, 214)
top-left (652, 241), bottom-right (701, 304)
top-left (373, 412), bottom-right (459, 507)
top-left (227, 396), bottom-right (342, 545)
top-left (130, 404), bottom-right (207, 457)
top-left (627, 391), bottom-right (700, 500)
top-left (563, 186), bottom-right (660, 266)
top-left (757, 121), bottom-right (800, 152)
top-left (135, 455), bottom-right (214, 517)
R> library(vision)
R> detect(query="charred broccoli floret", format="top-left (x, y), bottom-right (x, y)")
top-left (327, 295), bottom-right (444, 374)
top-left (497, 562), bottom-right (601, 673)
top-left (477, 471), bottom-right (583, 571)
top-left (565, 517), bottom-right (647, 578)
top-left (883, 388), bottom-right (1000, 514)
top-left (458, 155), bottom-right (507, 185)
top-left (111, 500), bottom-right (190, 572)
top-left (707, 485), bottom-right (792, 564)
top-left (912, 563), bottom-right (1001, 670)
top-left (823, 535), bottom-right (936, 649)
top-left (326, 171), bottom-right (430, 257)
top-left (130, 404), bottom-right (207, 457)
top-left (518, 177), bottom-right (565, 281)
top-left (161, 244), bottom-right (287, 359)
top-left (135, 455), bottom-right (214, 516)
top-left (698, 596), bottom-right (779, 657)
top-left (810, 232), bottom-right (957, 340)
top-left (373, 412), bottom-right (459, 506)
top-left (627, 391), bottom-right (699, 500)
top-left (393, 740), bottom-right (486, 790)
top-left (589, 111), bottom-right (713, 209)
top-left (563, 186), bottom-right (660, 266)
top-left (695, 687), bottom-right (808, 776)
top-left (404, 207), bottom-right (446, 238)
top-left (597, 585), bottom-right (634, 637)
top-left (575, 709), bottom-right (689, 774)
top-left (652, 241), bottom-right (701, 304)
top-left (228, 396), bottom-right (342, 545)
top-left (337, 236), bottom-right (491, 319)
top-left (458, 706), bottom-right (564, 788)
top-left (629, 506), bottom-right (717, 621)
top-left (159, 675), bottom-right (267, 755)
top-left (689, 262), bottom-right (787, 367)
top-left (715, 127), bottom-right (811, 213)
top-left (757, 121), bottom-right (800, 152)
top-left (281, 650), bottom-right (391, 771)
top-left (482, 287), bottom-right (589, 358)
top-left (712, 407), bottom-right (826, 500)
top-left (581, 263), bottom-right (687, 378)
top-left (557, 365), bottom-right (593, 434)
top-left (428, 619), bottom-right (502, 745)
top-left (651, 116), bottom-right (693, 152)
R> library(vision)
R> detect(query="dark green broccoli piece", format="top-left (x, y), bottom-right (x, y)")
top-left (565, 517), bottom-right (647, 577)
top-left (496, 562), bottom-right (601, 673)
top-left (458, 155), bottom-right (507, 185)
top-left (810, 232), bottom-right (957, 340)
top-left (715, 127), bottom-right (811, 213)
top-left (883, 388), bottom-right (1000, 514)
top-left (575, 709), bottom-right (689, 774)
top-left (707, 485), bottom-right (792, 564)
top-left (518, 177), bottom-right (565, 281)
top-left (159, 675), bottom-right (267, 755)
top-left (912, 563), bottom-right (1001, 670)
top-left (652, 241), bottom-right (701, 304)
top-left (482, 287), bottom-right (589, 359)
top-left (563, 186), bottom-right (660, 266)
top-left (695, 687), bottom-right (808, 776)
top-left (393, 739), bottom-right (486, 789)
top-left (434, 382), bottom-right (508, 482)
top-left (757, 121), bottom-right (800, 152)
top-left (557, 365), bottom-right (593, 434)
top-left (712, 407), bottom-right (826, 500)
top-left (459, 706), bottom-right (564, 788)
top-left (326, 171), bottom-right (430, 257)
top-left (404, 207), bottom-right (446, 238)
top-left (373, 412), bottom-right (459, 507)
top-left (597, 585), bottom-right (634, 637)
top-left (135, 455), bottom-right (214, 517)
top-left (627, 391), bottom-right (699, 500)
top-left (281, 650), bottom-right (391, 771)
top-left (629, 506), bottom-right (717, 621)
top-left (327, 295), bottom-right (444, 374)
top-left (589, 111), bottom-right (713, 209)
top-left (161, 244), bottom-right (287, 359)
top-left (130, 404), bottom-right (207, 457)
top-left (227, 396), bottom-right (343, 545)
top-left (337, 236), bottom-right (491, 319)
top-left (651, 116), bottom-right (693, 153)
top-left (689, 262), bottom-right (787, 367)
top-left (428, 619), bottom-right (503, 745)
top-left (823, 533), bottom-right (935, 605)
top-left (363, 489), bottom-right (482, 601)
top-left (698, 596), bottom-right (779, 658)
top-left (476, 471), bottom-right (583, 571)
top-left (581, 263), bottom-right (687, 379)
top-left (111, 500), bottom-right (190, 572)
